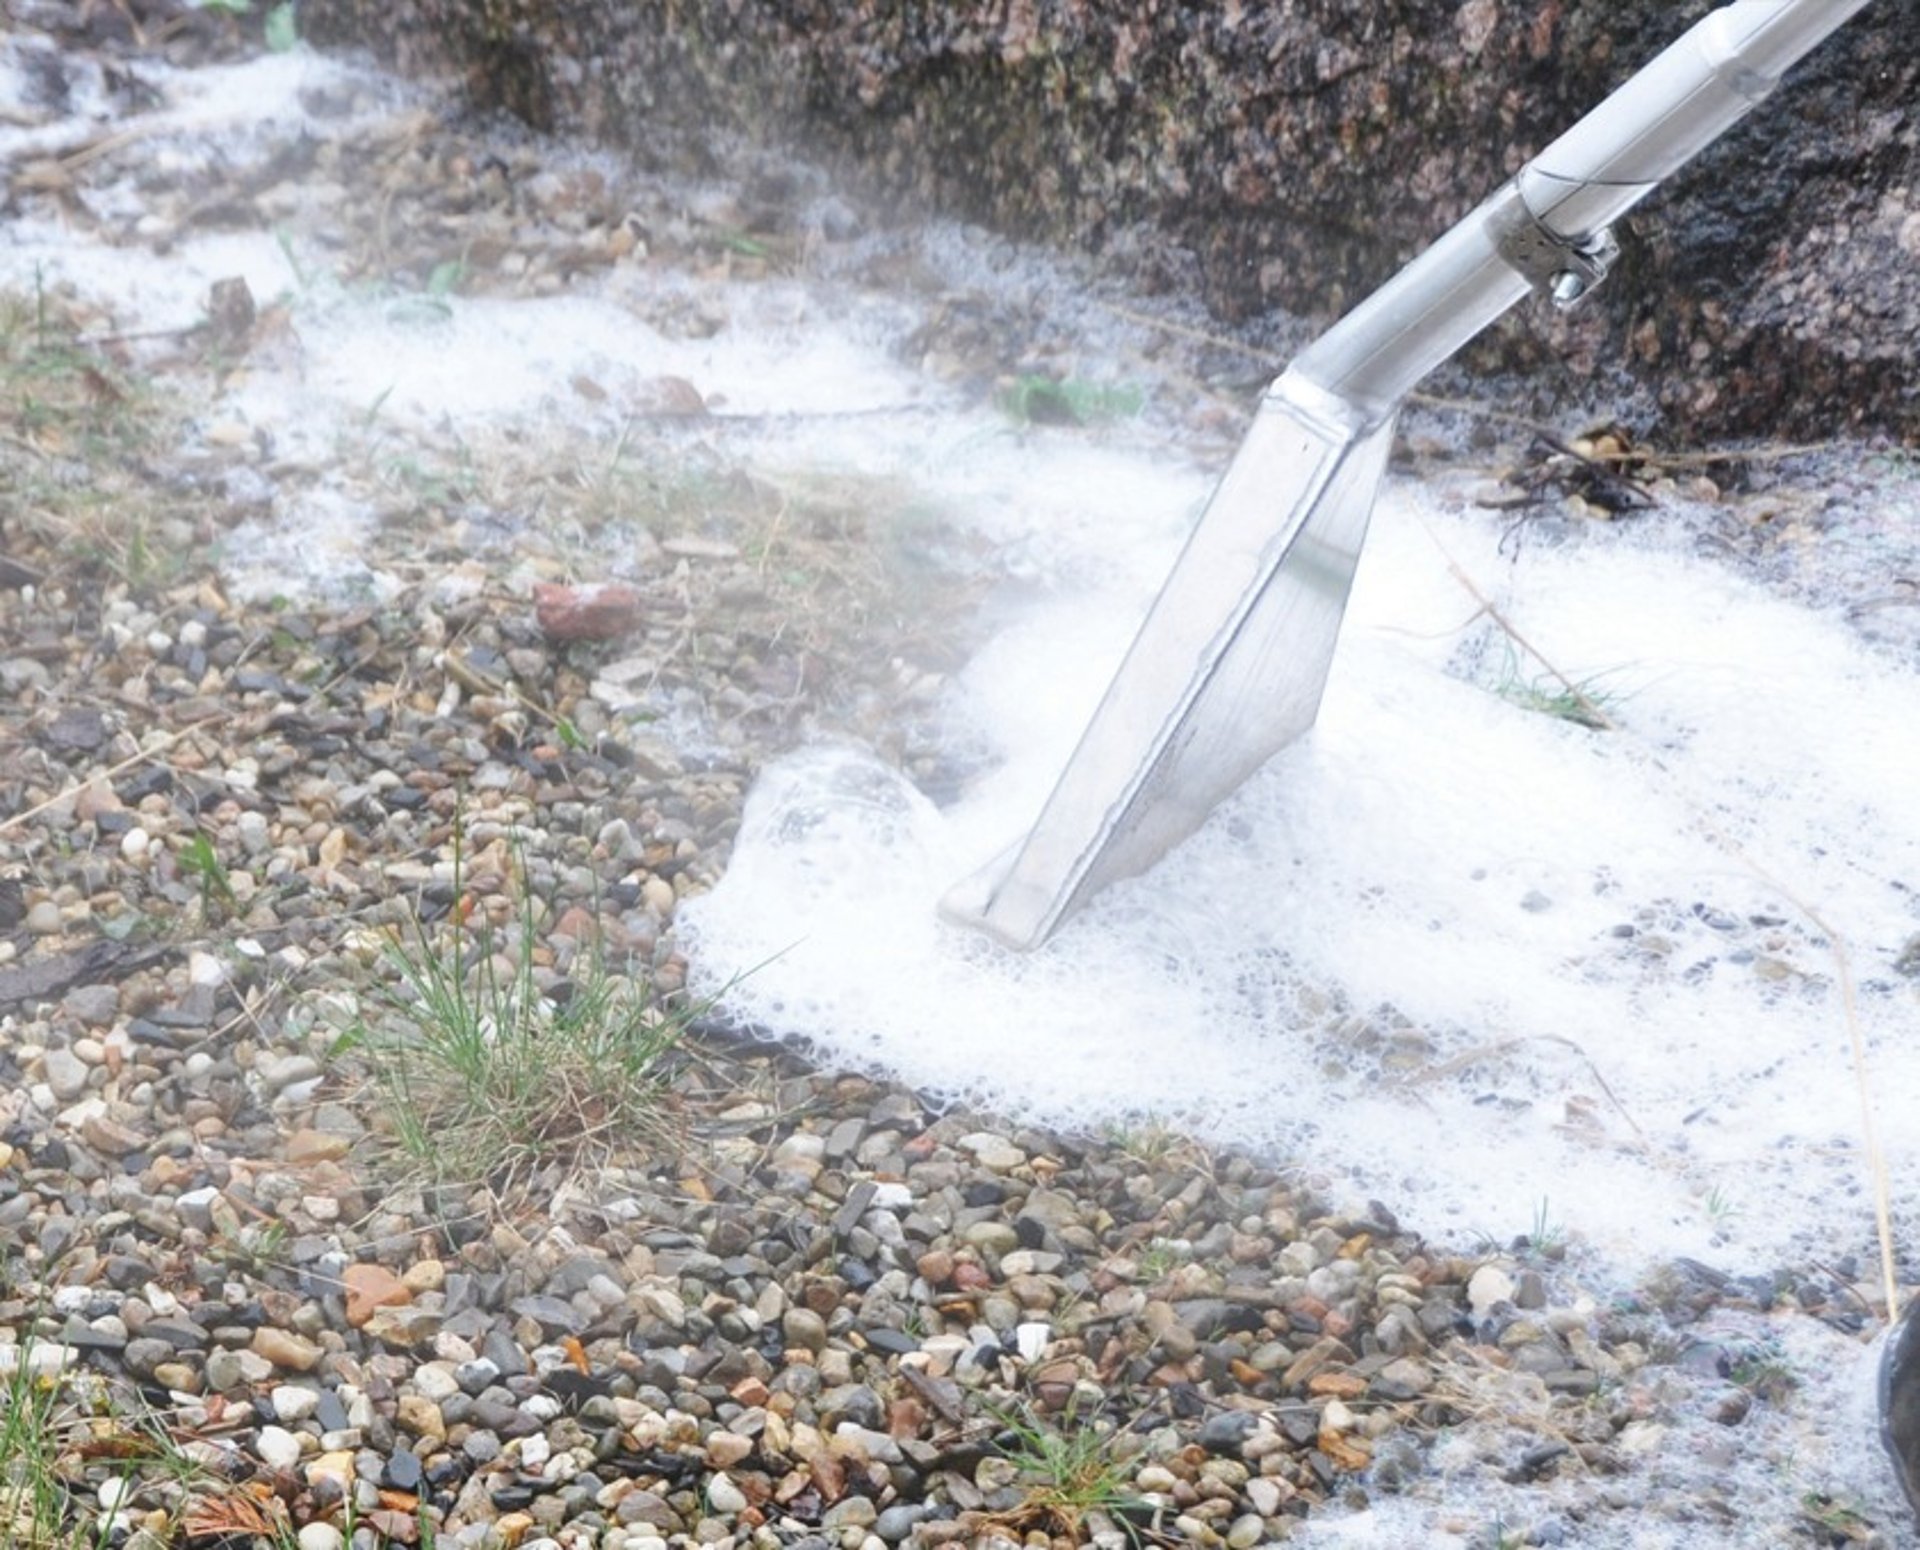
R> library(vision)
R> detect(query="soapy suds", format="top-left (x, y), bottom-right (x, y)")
top-left (6, 38), bottom-right (1917, 1545)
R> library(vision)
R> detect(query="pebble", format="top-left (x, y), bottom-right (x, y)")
top-left (257, 1425), bottom-right (304, 1471)
top-left (252, 1327), bottom-right (325, 1371)
top-left (43, 1045), bottom-right (91, 1100)
top-left (271, 1384), bottom-right (323, 1423)
top-left (1469, 1264), bottom-right (1517, 1316)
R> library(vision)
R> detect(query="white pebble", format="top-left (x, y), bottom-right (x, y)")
top-left (271, 1385), bottom-right (321, 1423)
top-left (705, 1472), bottom-right (747, 1514)
top-left (411, 1363), bottom-right (462, 1403)
top-left (119, 827), bottom-right (151, 860)
top-left (297, 1525), bottom-right (345, 1550)
top-left (256, 1424), bottom-right (302, 1470)
top-left (1467, 1263), bottom-right (1516, 1316)
top-left (188, 950), bottom-right (228, 987)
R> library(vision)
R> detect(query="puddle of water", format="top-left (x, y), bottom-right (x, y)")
top-left (8, 38), bottom-right (1918, 1545)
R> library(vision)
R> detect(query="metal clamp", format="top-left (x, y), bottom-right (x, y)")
top-left (1490, 195), bottom-right (1621, 309)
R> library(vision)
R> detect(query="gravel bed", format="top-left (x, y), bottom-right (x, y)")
top-left (2, 7), bottom-right (1908, 1549)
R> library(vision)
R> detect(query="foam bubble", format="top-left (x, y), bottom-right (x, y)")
top-left (685, 479), bottom-right (1920, 1273)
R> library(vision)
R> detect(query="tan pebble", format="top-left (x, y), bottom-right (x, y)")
top-left (284, 1129), bottom-right (352, 1164)
top-left (306, 1451), bottom-right (356, 1489)
top-left (361, 1305), bottom-right (441, 1347)
top-left (251, 1327), bottom-right (324, 1371)
top-left (492, 1512), bottom-right (535, 1545)
top-left (402, 1259), bottom-right (446, 1294)
top-left (706, 1430), bottom-right (753, 1467)
top-left (74, 781), bottom-right (124, 821)
top-left (144, 1156), bottom-right (193, 1189)
top-left (640, 875), bottom-right (675, 917)
top-left (395, 1392), bottom-right (447, 1444)
top-left (152, 1362), bottom-right (202, 1394)
top-left (1318, 1430), bottom-right (1372, 1471)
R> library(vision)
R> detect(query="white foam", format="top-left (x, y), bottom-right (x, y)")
top-left (685, 480), bottom-right (1920, 1273)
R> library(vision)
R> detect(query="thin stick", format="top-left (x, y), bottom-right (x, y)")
top-left (1412, 512), bottom-right (1617, 731)
top-left (0, 714), bottom-right (223, 837)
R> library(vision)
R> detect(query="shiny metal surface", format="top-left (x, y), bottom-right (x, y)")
top-left (944, 383), bottom-right (1393, 949)
top-left (947, 0), bottom-right (1874, 950)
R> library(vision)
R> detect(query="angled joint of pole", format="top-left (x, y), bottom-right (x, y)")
top-left (1488, 193), bottom-right (1621, 310)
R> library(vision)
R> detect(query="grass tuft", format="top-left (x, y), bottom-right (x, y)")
top-left (339, 838), bottom-right (691, 1196)
top-left (986, 1399), bottom-right (1154, 1544)
top-left (1491, 643), bottom-right (1627, 731)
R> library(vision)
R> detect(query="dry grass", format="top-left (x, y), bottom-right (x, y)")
top-left (337, 841), bottom-right (692, 1200)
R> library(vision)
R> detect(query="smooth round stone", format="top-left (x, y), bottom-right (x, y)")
top-left (962, 1222), bottom-right (1020, 1256)
top-left (257, 1425), bottom-right (303, 1471)
top-left (781, 1309), bottom-right (828, 1354)
top-left (205, 1348), bottom-right (273, 1391)
top-left (297, 1524), bottom-right (345, 1550)
top-left (42, 1046), bottom-right (90, 1101)
top-left (821, 1496), bottom-right (878, 1530)
top-left (25, 900), bottom-right (63, 934)
top-left (1468, 1264), bottom-right (1517, 1316)
top-left (145, 1360), bottom-right (198, 1395)
top-left (1226, 1514), bottom-right (1266, 1549)
top-left (705, 1473), bottom-right (747, 1515)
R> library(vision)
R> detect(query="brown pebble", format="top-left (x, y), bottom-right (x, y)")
top-left (80, 1113), bottom-right (145, 1156)
top-left (730, 1376), bottom-right (771, 1407)
top-left (533, 582), bottom-right (643, 642)
top-left (1307, 1370), bottom-right (1369, 1400)
top-left (343, 1263), bottom-right (414, 1328)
